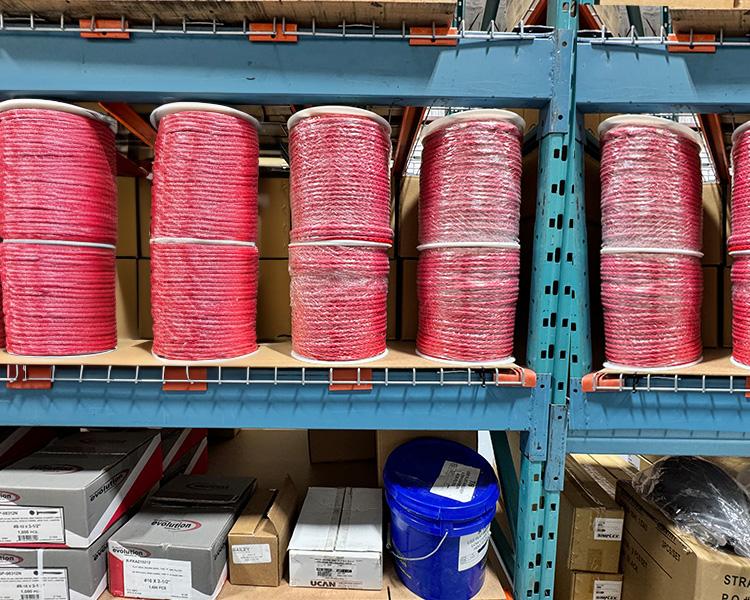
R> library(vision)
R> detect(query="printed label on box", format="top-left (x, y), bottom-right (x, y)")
top-left (430, 461), bottom-right (480, 503)
top-left (594, 579), bottom-right (622, 600)
top-left (232, 543), bottom-right (272, 565)
top-left (457, 524), bottom-right (491, 572)
top-left (123, 557), bottom-right (192, 600)
top-left (593, 517), bottom-right (624, 541)
top-left (0, 507), bottom-right (65, 544)
top-left (621, 455), bottom-right (641, 470)
top-left (0, 567), bottom-right (69, 600)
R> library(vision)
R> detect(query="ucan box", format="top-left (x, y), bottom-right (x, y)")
top-left (0, 430), bottom-right (162, 548)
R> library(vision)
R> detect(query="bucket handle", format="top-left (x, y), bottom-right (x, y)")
top-left (386, 525), bottom-right (449, 562)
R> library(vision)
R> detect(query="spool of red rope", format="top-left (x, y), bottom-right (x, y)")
top-left (151, 103), bottom-right (260, 242)
top-left (0, 100), bottom-right (118, 244)
top-left (731, 254), bottom-right (750, 367)
top-left (416, 246), bottom-right (520, 363)
top-left (289, 243), bottom-right (389, 362)
top-left (1, 241), bottom-right (116, 356)
top-left (151, 241), bottom-right (259, 362)
top-left (600, 251), bottom-right (703, 369)
top-left (419, 110), bottom-right (524, 245)
top-left (0, 245), bottom-right (5, 349)
top-left (599, 116), bottom-right (703, 252)
top-left (730, 123), bottom-right (750, 253)
top-left (288, 107), bottom-right (393, 244)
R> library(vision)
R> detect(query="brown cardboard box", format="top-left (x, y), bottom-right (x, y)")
top-left (117, 177), bottom-right (138, 257)
top-left (704, 183), bottom-right (724, 266)
top-left (400, 259), bottom-right (417, 340)
top-left (116, 259), bottom-right (138, 339)
top-left (228, 476), bottom-right (297, 587)
top-left (703, 266), bottom-right (719, 348)
top-left (725, 267), bottom-right (733, 348)
top-left (376, 431), bottom-right (477, 485)
top-left (138, 178), bottom-right (151, 258)
top-left (308, 431), bottom-right (376, 463)
top-left (398, 176), bottom-right (419, 259)
top-left (618, 479), bottom-right (750, 600)
top-left (556, 571), bottom-right (622, 600)
top-left (258, 178), bottom-right (291, 259)
top-left (557, 456), bottom-right (624, 578)
top-left (258, 259), bottom-right (291, 342)
top-left (138, 258), bottom-right (152, 339)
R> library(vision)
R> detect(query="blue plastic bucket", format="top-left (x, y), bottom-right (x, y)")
top-left (383, 437), bottom-right (500, 600)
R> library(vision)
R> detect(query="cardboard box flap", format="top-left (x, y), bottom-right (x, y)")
top-left (232, 489), bottom-right (277, 536)
top-left (289, 487), bottom-right (345, 552)
top-left (336, 488), bottom-right (383, 553)
top-left (266, 476), bottom-right (297, 539)
top-left (41, 430), bottom-right (159, 456)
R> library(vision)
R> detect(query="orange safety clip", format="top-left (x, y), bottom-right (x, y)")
top-left (667, 33), bottom-right (716, 53)
top-left (409, 26), bottom-right (458, 46)
top-left (162, 367), bottom-right (208, 392)
top-left (6, 365), bottom-right (53, 390)
top-left (249, 22), bottom-right (298, 43)
top-left (496, 366), bottom-right (537, 388)
top-left (329, 368), bottom-right (373, 391)
top-left (581, 371), bottom-right (623, 393)
top-left (79, 19), bottom-right (130, 39)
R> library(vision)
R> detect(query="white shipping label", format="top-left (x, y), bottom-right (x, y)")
top-left (430, 461), bottom-right (481, 503)
top-left (0, 568), bottom-right (69, 600)
top-left (123, 557), bottom-right (192, 600)
top-left (593, 518), bottom-right (624, 541)
top-left (232, 543), bottom-right (272, 565)
top-left (458, 524), bottom-right (491, 572)
top-left (0, 507), bottom-right (65, 543)
top-left (594, 580), bottom-right (622, 600)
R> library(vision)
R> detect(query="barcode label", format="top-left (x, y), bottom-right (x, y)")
top-left (316, 569), bottom-right (333, 577)
top-left (430, 461), bottom-right (480, 503)
top-left (0, 568), bottom-right (69, 600)
top-left (0, 507), bottom-right (65, 544)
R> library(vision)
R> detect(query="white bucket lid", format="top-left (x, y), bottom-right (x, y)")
top-left (150, 102), bottom-right (260, 130)
top-left (418, 241), bottom-right (521, 251)
top-left (422, 109), bottom-right (526, 141)
top-left (0, 99), bottom-right (118, 133)
top-left (287, 106), bottom-right (391, 135)
top-left (601, 246), bottom-right (703, 258)
top-left (598, 114), bottom-right (702, 147)
top-left (289, 240), bottom-right (391, 249)
top-left (732, 120), bottom-right (750, 145)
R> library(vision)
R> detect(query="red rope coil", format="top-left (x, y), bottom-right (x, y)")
top-left (289, 244), bottom-right (389, 361)
top-left (0, 109), bottom-right (117, 244)
top-left (731, 256), bottom-right (750, 367)
top-left (289, 114), bottom-right (392, 244)
top-left (1, 242), bottom-right (116, 356)
top-left (600, 125), bottom-right (703, 251)
top-left (0, 247), bottom-right (5, 349)
top-left (152, 111), bottom-right (259, 241)
top-left (601, 253), bottom-right (702, 368)
top-left (151, 242), bottom-right (259, 361)
top-left (420, 119), bottom-right (522, 245)
top-left (416, 247), bottom-right (519, 363)
top-left (730, 128), bottom-right (750, 253)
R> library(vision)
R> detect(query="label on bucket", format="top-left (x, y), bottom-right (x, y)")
top-left (457, 523), bottom-right (491, 572)
top-left (430, 461), bottom-right (480, 503)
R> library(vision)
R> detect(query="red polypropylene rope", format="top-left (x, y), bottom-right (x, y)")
top-left (416, 247), bottom-right (520, 363)
top-left (601, 253), bottom-right (702, 368)
top-left (152, 111), bottom-right (259, 241)
top-left (289, 244), bottom-right (389, 361)
top-left (420, 120), bottom-right (522, 245)
top-left (1, 242), bottom-right (116, 356)
top-left (732, 256), bottom-right (750, 367)
top-left (0, 246), bottom-right (5, 349)
top-left (289, 114), bottom-right (392, 244)
top-left (600, 125), bottom-right (703, 251)
top-left (0, 109), bottom-right (117, 244)
top-left (730, 129), bottom-right (750, 253)
top-left (151, 242), bottom-right (259, 361)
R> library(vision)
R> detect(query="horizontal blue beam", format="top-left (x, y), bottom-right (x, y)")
top-left (577, 43), bottom-right (750, 112)
top-left (567, 433), bottom-right (750, 457)
top-left (0, 33), bottom-right (554, 106)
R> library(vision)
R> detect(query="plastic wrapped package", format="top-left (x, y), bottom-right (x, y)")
top-left (416, 246), bottom-right (520, 363)
top-left (151, 104), bottom-right (260, 242)
top-left (1, 241), bottom-right (116, 356)
top-left (730, 123), bottom-right (750, 253)
top-left (0, 101), bottom-right (117, 244)
top-left (151, 241), bottom-right (259, 362)
top-left (288, 107), bottom-right (393, 244)
top-left (731, 254), bottom-right (750, 367)
top-left (289, 243), bottom-right (389, 362)
top-left (599, 116), bottom-right (703, 252)
top-left (419, 110), bottom-right (524, 245)
top-left (634, 456), bottom-right (750, 558)
top-left (600, 251), bottom-right (702, 369)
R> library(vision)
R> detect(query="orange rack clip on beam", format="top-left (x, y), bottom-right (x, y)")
top-left (496, 367), bottom-right (537, 388)
top-left (329, 368), bottom-right (373, 392)
top-left (6, 365), bottom-right (53, 390)
top-left (162, 367), bottom-right (208, 392)
top-left (249, 22), bottom-right (298, 43)
top-left (79, 19), bottom-right (130, 39)
top-left (409, 26), bottom-right (458, 46)
top-left (581, 371), bottom-right (623, 393)
top-left (667, 33), bottom-right (716, 53)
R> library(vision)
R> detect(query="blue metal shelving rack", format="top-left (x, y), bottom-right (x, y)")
top-left (0, 3), bottom-right (579, 598)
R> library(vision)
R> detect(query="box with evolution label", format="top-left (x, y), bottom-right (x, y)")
top-left (161, 429), bottom-right (208, 481)
top-left (0, 430), bottom-right (162, 548)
